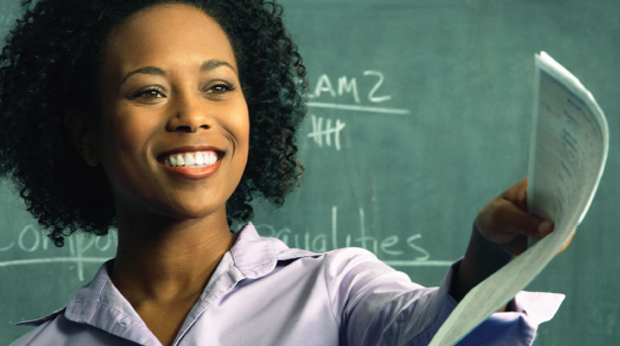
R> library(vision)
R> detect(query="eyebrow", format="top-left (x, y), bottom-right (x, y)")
top-left (119, 66), bottom-right (165, 87)
top-left (201, 59), bottom-right (236, 74)
top-left (119, 59), bottom-right (236, 87)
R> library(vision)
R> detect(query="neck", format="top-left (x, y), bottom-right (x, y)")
top-left (110, 206), bottom-right (235, 304)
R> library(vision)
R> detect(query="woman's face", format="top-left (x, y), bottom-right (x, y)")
top-left (93, 4), bottom-right (249, 222)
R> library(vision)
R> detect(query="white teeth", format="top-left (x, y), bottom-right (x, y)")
top-left (163, 151), bottom-right (219, 168)
top-left (185, 153), bottom-right (195, 166)
top-left (204, 152), bottom-right (217, 166)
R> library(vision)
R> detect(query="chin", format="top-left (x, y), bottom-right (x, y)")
top-left (166, 202), bottom-right (227, 222)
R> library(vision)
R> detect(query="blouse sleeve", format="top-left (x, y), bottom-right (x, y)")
top-left (323, 248), bottom-right (564, 346)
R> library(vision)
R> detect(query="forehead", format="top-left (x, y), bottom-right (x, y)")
top-left (102, 3), bottom-right (237, 75)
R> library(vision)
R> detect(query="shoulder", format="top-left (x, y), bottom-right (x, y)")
top-left (10, 311), bottom-right (93, 346)
top-left (245, 222), bottom-right (386, 264)
top-left (276, 243), bottom-right (379, 264)
top-left (8, 259), bottom-right (129, 346)
top-left (9, 311), bottom-right (128, 346)
top-left (272, 239), bottom-right (399, 284)
top-left (239, 222), bottom-right (411, 284)
top-left (9, 310), bottom-right (63, 346)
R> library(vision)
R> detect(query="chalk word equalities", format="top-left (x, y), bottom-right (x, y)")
top-left (256, 207), bottom-right (453, 267)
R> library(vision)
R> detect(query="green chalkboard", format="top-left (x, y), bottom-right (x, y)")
top-left (1, 0), bottom-right (618, 345)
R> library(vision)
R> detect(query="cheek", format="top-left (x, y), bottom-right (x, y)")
top-left (226, 105), bottom-right (250, 160)
top-left (234, 115), bottom-right (250, 173)
top-left (98, 110), bottom-right (158, 166)
top-left (238, 116), bottom-right (250, 153)
top-left (227, 114), bottom-right (250, 189)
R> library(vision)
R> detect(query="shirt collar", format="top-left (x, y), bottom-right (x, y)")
top-left (18, 222), bottom-right (316, 329)
top-left (230, 222), bottom-right (285, 279)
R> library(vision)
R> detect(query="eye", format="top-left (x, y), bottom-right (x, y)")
top-left (130, 87), bottom-right (166, 101)
top-left (205, 82), bottom-right (235, 94)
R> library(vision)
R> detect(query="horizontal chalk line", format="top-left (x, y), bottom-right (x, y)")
top-left (0, 257), bottom-right (452, 268)
top-left (383, 260), bottom-right (453, 267)
top-left (307, 102), bottom-right (411, 115)
top-left (0, 257), bottom-right (110, 267)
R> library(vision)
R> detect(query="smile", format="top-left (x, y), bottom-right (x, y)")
top-left (163, 151), bottom-right (219, 168)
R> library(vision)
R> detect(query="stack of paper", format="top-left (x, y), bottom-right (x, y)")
top-left (429, 52), bottom-right (609, 346)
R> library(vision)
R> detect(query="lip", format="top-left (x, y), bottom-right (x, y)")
top-left (157, 146), bottom-right (224, 179)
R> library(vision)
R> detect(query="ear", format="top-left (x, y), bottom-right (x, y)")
top-left (65, 109), bottom-right (99, 167)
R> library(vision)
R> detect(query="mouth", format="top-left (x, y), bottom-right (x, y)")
top-left (161, 150), bottom-right (221, 168)
top-left (156, 147), bottom-right (225, 179)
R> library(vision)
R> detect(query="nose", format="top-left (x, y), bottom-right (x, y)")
top-left (166, 92), bottom-right (212, 133)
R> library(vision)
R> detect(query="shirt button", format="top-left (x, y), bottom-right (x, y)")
top-left (118, 320), bottom-right (128, 327)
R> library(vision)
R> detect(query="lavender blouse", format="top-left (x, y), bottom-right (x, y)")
top-left (11, 223), bottom-right (564, 346)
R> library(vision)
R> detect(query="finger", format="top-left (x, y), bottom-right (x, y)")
top-left (498, 177), bottom-right (528, 210)
top-left (497, 178), bottom-right (556, 239)
top-left (475, 200), bottom-right (552, 256)
top-left (476, 198), bottom-right (554, 244)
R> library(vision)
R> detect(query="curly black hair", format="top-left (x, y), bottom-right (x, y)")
top-left (0, 0), bottom-right (307, 246)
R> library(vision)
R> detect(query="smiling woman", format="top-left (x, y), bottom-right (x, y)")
top-left (0, 1), bottom-right (566, 346)
top-left (94, 5), bottom-right (250, 234)
top-left (0, 0), bottom-right (305, 248)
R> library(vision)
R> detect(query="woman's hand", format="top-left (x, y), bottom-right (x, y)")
top-left (474, 178), bottom-right (553, 256)
top-left (450, 178), bottom-right (574, 302)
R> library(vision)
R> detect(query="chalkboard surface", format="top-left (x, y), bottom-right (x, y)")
top-left (1, 0), bottom-right (618, 344)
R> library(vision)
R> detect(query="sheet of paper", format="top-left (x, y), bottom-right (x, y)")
top-left (428, 52), bottom-right (609, 346)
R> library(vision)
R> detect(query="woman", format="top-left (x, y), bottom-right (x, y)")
top-left (0, 0), bottom-right (564, 345)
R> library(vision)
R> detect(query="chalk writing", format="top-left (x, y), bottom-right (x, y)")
top-left (307, 102), bottom-right (410, 115)
top-left (363, 71), bottom-right (391, 103)
top-left (0, 224), bottom-right (117, 280)
top-left (309, 71), bottom-right (391, 104)
top-left (0, 206), bottom-right (451, 282)
top-left (306, 70), bottom-right (410, 115)
top-left (307, 115), bottom-right (346, 150)
top-left (338, 76), bottom-right (360, 103)
top-left (256, 206), bottom-right (451, 267)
